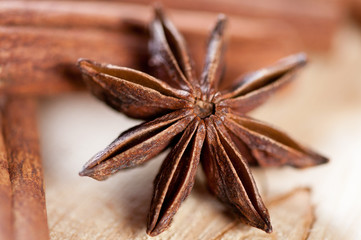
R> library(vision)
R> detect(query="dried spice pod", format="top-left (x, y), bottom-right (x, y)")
top-left (78, 8), bottom-right (328, 236)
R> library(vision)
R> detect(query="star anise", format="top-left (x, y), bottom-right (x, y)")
top-left (77, 7), bottom-right (328, 236)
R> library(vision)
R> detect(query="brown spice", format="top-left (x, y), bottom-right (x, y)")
top-left (0, 26), bottom-right (147, 96)
top-left (0, 1), bottom-right (303, 96)
top-left (113, 0), bottom-right (345, 50)
top-left (78, 7), bottom-right (328, 236)
top-left (0, 106), bottom-right (14, 240)
top-left (2, 98), bottom-right (49, 240)
top-left (0, 0), bottom-right (343, 50)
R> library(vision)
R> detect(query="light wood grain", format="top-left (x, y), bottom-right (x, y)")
top-left (218, 188), bottom-right (314, 240)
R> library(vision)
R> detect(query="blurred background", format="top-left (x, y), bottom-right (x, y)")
top-left (1, 0), bottom-right (361, 239)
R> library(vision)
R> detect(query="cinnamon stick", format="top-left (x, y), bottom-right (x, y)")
top-left (0, 104), bottom-right (14, 240)
top-left (10, 0), bottom-right (344, 50)
top-left (0, 1), bottom-right (302, 95)
top-left (113, 0), bottom-right (346, 50)
top-left (0, 26), bottom-right (148, 96)
top-left (3, 98), bottom-right (49, 240)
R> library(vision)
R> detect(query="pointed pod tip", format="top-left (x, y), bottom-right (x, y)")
top-left (146, 227), bottom-right (170, 237)
top-left (146, 216), bottom-right (172, 237)
top-left (217, 13), bottom-right (227, 23)
top-left (264, 219), bottom-right (273, 233)
top-left (277, 52), bottom-right (308, 72)
top-left (77, 58), bottom-right (91, 67)
top-left (77, 58), bottom-right (96, 73)
top-left (153, 3), bottom-right (165, 20)
top-left (214, 14), bottom-right (227, 33)
top-left (146, 226), bottom-right (162, 237)
top-left (146, 229), bottom-right (156, 237)
top-left (265, 224), bottom-right (273, 233)
top-left (79, 167), bottom-right (109, 181)
top-left (295, 52), bottom-right (308, 66)
top-left (317, 154), bottom-right (329, 165)
top-left (287, 52), bottom-right (307, 68)
top-left (78, 165), bottom-right (95, 178)
top-left (299, 151), bottom-right (329, 168)
top-left (153, 3), bottom-right (162, 11)
top-left (259, 210), bottom-right (273, 233)
top-left (79, 167), bottom-right (90, 177)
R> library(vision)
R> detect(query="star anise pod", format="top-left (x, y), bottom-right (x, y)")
top-left (77, 7), bottom-right (328, 236)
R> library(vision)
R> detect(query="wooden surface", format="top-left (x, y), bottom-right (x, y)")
top-left (37, 22), bottom-right (361, 239)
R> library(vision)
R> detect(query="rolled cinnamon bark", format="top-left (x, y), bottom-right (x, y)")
top-left (2, 98), bottom-right (49, 240)
top-left (0, 1), bottom-right (302, 95)
top-left (0, 104), bottom-right (14, 240)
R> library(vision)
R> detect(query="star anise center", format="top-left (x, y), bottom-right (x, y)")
top-left (193, 98), bottom-right (215, 118)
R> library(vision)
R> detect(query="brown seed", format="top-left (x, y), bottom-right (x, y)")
top-left (78, 7), bottom-right (328, 236)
